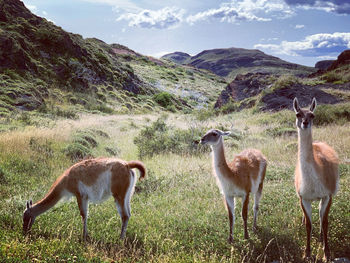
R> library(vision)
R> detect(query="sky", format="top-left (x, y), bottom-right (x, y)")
top-left (21, 0), bottom-right (350, 67)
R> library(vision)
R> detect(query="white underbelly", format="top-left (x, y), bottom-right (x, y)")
top-left (216, 175), bottom-right (246, 197)
top-left (299, 166), bottom-right (330, 200)
top-left (78, 170), bottom-right (112, 203)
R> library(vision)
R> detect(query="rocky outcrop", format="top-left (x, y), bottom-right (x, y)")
top-left (315, 60), bottom-right (335, 70)
top-left (260, 84), bottom-right (340, 111)
top-left (215, 72), bottom-right (343, 112)
top-left (215, 73), bottom-right (270, 108)
top-left (328, 49), bottom-right (350, 70)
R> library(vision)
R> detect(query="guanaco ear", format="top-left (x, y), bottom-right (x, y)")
top-left (310, 97), bottom-right (317, 112)
top-left (293, 97), bottom-right (300, 113)
top-left (26, 200), bottom-right (32, 209)
top-left (222, 131), bottom-right (231, 136)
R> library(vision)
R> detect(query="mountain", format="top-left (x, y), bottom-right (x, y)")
top-left (161, 52), bottom-right (191, 64)
top-left (162, 48), bottom-right (316, 79)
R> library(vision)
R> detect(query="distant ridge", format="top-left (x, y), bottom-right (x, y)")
top-left (161, 52), bottom-right (191, 65)
top-left (162, 48), bottom-right (316, 79)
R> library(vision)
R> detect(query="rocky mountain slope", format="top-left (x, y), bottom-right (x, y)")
top-left (162, 48), bottom-right (316, 79)
top-left (0, 0), bottom-right (226, 116)
top-left (0, 0), bottom-right (148, 115)
top-left (215, 49), bottom-right (350, 112)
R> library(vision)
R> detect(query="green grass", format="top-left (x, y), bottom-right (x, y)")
top-left (0, 112), bottom-right (349, 262)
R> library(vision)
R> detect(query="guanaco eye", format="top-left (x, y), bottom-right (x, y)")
top-left (213, 133), bottom-right (218, 137)
top-left (296, 113), bottom-right (302, 118)
top-left (310, 113), bottom-right (315, 119)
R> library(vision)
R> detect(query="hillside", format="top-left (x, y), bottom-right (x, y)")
top-left (214, 50), bottom-right (350, 112)
top-left (0, 0), bottom-right (148, 116)
top-left (161, 52), bottom-right (191, 64)
top-left (162, 48), bottom-right (316, 79)
top-left (0, 0), bottom-right (226, 117)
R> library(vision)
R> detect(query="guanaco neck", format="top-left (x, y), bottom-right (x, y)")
top-left (297, 127), bottom-right (315, 164)
top-left (31, 187), bottom-right (62, 217)
top-left (211, 137), bottom-right (230, 176)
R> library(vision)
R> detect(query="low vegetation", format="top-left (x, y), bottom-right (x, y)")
top-left (0, 110), bottom-right (349, 262)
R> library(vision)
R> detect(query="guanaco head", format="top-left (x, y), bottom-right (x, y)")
top-left (23, 200), bottom-right (35, 234)
top-left (293, 97), bottom-right (317, 130)
top-left (200, 129), bottom-right (231, 146)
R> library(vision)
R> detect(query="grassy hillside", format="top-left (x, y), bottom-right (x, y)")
top-left (0, 110), bottom-right (349, 262)
top-left (0, 0), bottom-right (227, 118)
top-left (162, 48), bottom-right (316, 80)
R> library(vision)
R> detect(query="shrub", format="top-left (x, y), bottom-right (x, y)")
top-left (63, 129), bottom-right (102, 160)
top-left (64, 142), bottom-right (92, 161)
top-left (219, 101), bottom-right (238, 114)
top-left (272, 75), bottom-right (300, 90)
top-left (322, 71), bottom-right (341, 83)
top-left (314, 103), bottom-right (350, 125)
top-left (134, 117), bottom-right (208, 158)
top-left (153, 92), bottom-right (174, 108)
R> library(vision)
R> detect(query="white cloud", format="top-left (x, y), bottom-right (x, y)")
top-left (284, 0), bottom-right (350, 15)
top-left (295, 24), bottom-right (304, 29)
top-left (187, 0), bottom-right (294, 25)
top-left (25, 5), bottom-right (37, 12)
top-left (117, 7), bottom-right (185, 29)
top-left (254, 32), bottom-right (350, 56)
top-left (80, 0), bottom-right (140, 12)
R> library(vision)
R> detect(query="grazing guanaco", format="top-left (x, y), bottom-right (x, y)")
top-left (293, 97), bottom-right (339, 261)
top-left (23, 157), bottom-right (145, 240)
top-left (200, 129), bottom-right (267, 242)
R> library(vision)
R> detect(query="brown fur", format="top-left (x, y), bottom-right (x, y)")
top-left (293, 97), bottom-right (339, 261)
top-left (226, 149), bottom-right (264, 192)
top-left (23, 157), bottom-right (146, 238)
top-left (200, 129), bottom-right (267, 242)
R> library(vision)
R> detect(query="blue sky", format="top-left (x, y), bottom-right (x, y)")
top-left (21, 0), bottom-right (350, 67)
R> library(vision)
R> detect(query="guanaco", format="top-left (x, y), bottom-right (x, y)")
top-left (293, 97), bottom-right (339, 261)
top-left (200, 129), bottom-right (267, 242)
top-left (23, 157), bottom-right (145, 240)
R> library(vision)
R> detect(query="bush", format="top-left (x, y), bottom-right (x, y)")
top-left (63, 129), bottom-right (102, 160)
top-left (314, 103), bottom-right (350, 125)
top-left (64, 142), bottom-right (92, 161)
top-left (153, 92), bottom-right (174, 108)
top-left (322, 71), bottom-right (341, 83)
top-left (134, 117), bottom-right (208, 158)
top-left (271, 75), bottom-right (300, 90)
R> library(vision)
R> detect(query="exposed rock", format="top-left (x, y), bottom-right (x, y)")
top-left (328, 49), bottom-right (350, 70)
top-left (261, 84), bottom-right (340, 111)
top-left (315, 60), bottom-right (335, 70)
top-left (214, 72), bottom-right (343, 112)
top-left (215, 73), bottom-right (270, 108)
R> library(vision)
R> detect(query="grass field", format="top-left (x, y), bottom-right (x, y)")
top-left (0, 111), bottom-right (349, 262)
